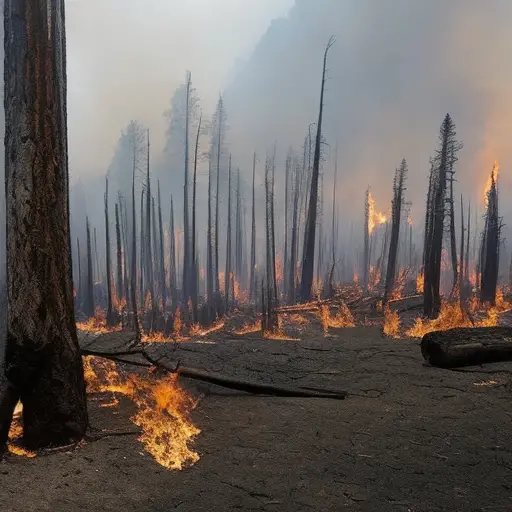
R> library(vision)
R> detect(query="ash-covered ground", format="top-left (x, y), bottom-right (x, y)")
top-left (1, 318), bottom-right (512, 511)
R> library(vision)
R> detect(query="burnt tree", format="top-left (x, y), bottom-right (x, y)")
top-left (104, 178), bottom-right (113, 325)
top-left (300, 36), bottom-right (335, 302)
top-left (423, 114), bottom-right (461, 318)
top-left (480, 163), bottom-right (500, 305)
top-left (0, 0), bottom-right (88, 449)
top-left (383, 160), bottom-right (407, 304)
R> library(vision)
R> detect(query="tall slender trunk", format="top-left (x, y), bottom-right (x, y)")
top-left (169, 196), bottom-right (177, 303)
top-left (214, 101), bottom-right (223, 294)
top-left (77, 238), bottom-right (82, 310)
top-left (115, 202), bottom-right (123, 307)
top-left (465, 202), bottom-right (471, 283)
top-left (182, 71), bottom-right (191, 301)
top-left (85, 217), bottom-right (95, 318)
top-left (139, 189), bottom-right (145, 308)
top-left (284, 153), bottom-right (290, 297)
top-left (224, 156), bottom-right (233, 312)
top-left (191, 114), bottom-right (202, 321)
top-left (449, 156), bottom-right (458, 295)
top-left (157, 181), bottom-right (166, 312)
top-left (459, 195), bottom-right (465, 306)
top-left (300, 39), bottom-right (335, 301)
top-left (145, 130), bottom-right (154, 320)
top-left (270, 153), bottom-right (278, 303)
top-left (131, 150), bottom-right (140, 338)
top-left (105, 178), bottom-right (113, 325)
top-left (206, 156), bottom-right (214, 308)
top-left (289, 159), bottom-right (301, 304)
top-left (249, 152), bottom-right (257, 301)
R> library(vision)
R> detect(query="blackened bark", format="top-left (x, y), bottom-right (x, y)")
top-left (115, 202), bottom-right (123, 307)
top-left (249, 152), bottom-right (257, 301)
top-left (85, 217), bottom-right (95, 318)
top-left (131, 149), bottom-right (140, 339)
top-left (191, 114), bottom-right (201, 321)
top-left (224, 156), bottom-right (232, 312)
top-left (1, 0), bottom-right (87, 449)
top-left (169, 196), bottom-right (177, 303)
top-left (157, 181), bottom-right (166, 312)
top-left (182, 72), bottom-right (191, 302)
top-left (300, 37), bottom-right (335, 302)
top-left (384, 160), bottom-right (407, 304)
top-left (105, 178), bottom-right (113, 325)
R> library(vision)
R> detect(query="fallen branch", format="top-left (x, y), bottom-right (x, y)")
top-left (81, 347), bottom-right (346, 400)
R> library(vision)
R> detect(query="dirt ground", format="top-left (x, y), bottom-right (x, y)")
top-left (1, 323), bottom-right (512, 512)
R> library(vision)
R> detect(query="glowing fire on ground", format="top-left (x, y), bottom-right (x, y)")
top-left (368, 191), bottom-right (387, 235)
top-left (234, 319), bottom-right (262, 335)
top-left (405, 290), bottom-right (512, 338)
top-left (7, 403), bottom-right (37, 458)
top-left (368, 265), bottom-right (381, 292)
top-left (353, 265), bottom-right (359, 284)
top-left (318, 304), bottom-right (355, 335)
top-left (77, 306), bottom-right (122, 334)
top-left (416, 272), bottom-right (424, 294)
top-left (83, 356), bottom-right (200, 470)
top-left (383, 306), bottom-right (400, 338)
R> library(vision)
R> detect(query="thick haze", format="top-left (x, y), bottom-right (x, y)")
top-left (65, 0), bottom-right (294, 180)
top-left (225, 0), bottom-right (512, 228)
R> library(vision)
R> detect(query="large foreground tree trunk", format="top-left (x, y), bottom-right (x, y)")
top-left (1, 0), bottom-right (88, 449)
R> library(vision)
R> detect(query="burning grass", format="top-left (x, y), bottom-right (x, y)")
top-left (318, 304), bottom-right (355, 336)
top-left (83, 356), bottom-right (200, 470)
top-left (76, 306), bottom-right (122, 334)
top-left (383, 306), bottom-right (400, 338)
top-left (7, 403), bottom-right (37, 458)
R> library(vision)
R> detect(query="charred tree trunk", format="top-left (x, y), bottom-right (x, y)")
top-left (191, 114), bottom-right (201, 321)
top-left (85, 218), bottom-right (95, 318)
top-left (115, 203), bottom-right (123, 308)
top-left (384, 160), bottom-right (407, 304)
top-left (214, 97), bottom-right (224, 295)
top-left (76, 238), bottom-right (82, 310)
top-left (300, 37), bottom-right (335, 302)
top-left (105, 178), bottom-right (113, 325)
top-left (423, 114), bottom-right (461, 318)
top-left (130, 150), bottom-right (141, 339)
top-left (139, 189), bottom-right (145, 308)
top-left (145, 131), bottom-right (155, 324)
top-left (465, 202), bottom-right (471, 283)
top-left (157, 181), bottom-right (166, 311)
top-left (363, 188), bottom-right (370, 291)
top-left (480, 164), bottom-right (500, 305)
top-left (249, 152), bottom-right (257, 301)
top-left (448, 153), bottom-right (458, 295)
top-left (182, 71), bottom-right (191, 303)
top-left (169, 196), bottom-right (177, 304)
top-left (224, 156), bottom-right (233, 312)
top-left (289, 158), bottom-right (301, 304)
top-left (206, 156), bottom-right (214, 313)
top-left (1, 0), bottom-right (88, 449)
top-left (459, 195), bottom-right (465, 306)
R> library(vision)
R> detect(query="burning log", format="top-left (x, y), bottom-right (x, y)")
top-left (421, 327), bottom-right (512, 368)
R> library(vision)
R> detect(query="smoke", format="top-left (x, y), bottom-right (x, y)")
top-left (224, 0), bottom-right (512, 231)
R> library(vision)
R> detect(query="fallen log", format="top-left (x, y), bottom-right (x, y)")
top-left (421, 327), bottom-right (512, 368)
top-left (81, 348), bottom-right (346, 400)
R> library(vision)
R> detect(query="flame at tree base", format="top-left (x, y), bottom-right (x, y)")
top-left (83, 356), bottom-right (200, 470)
top-left (383, 306), bottom-right (400, 338)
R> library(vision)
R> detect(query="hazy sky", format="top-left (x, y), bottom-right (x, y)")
top-left (66, 0), bottom-right (294, 181)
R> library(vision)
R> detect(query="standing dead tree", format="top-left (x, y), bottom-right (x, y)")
top-left (249, 152), bottom-right (257, 301)
top-left (85, 217), bottom-right (95, 318)
top-left (191, 114), bottom-right (202, 322)
top-left (423, 114), bottom-right (461, 318)
top-left (300, 36), bottom-right (335, 302)
top-left (383, 160), bottom-right (408, 304)
top-left (363, 188), bottom-right (370, 291)
top-left (105, 178), bottom-right (114, 325)
top-left (224, 156), bottom-right (233, 312)
top-left (1, 0), bottom-right (88, 449)
top-left (182, 71), bottom-right (192, 304)
top-left (480, 163), bottom-right (501, 305)
top-left (115, 202), bottom-right (123, 310)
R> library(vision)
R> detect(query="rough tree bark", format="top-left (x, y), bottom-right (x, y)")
top-left (115, 202), bottom-right (123, 307)
top-left (191, 114), bottom-right (201, 321)
top-left (249, 152), bottom-right (257, 301)
top-left (224, 156), bottom-right (232, 312)
top-left (300, 37), bottom-right (335, 302)
top-left (1, 0), bottom-right (88, 449)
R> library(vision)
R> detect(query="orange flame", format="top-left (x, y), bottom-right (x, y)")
top-left (383, 306), bottom-right (400, 338)
top-left (416, 272), bottom-right (424, 294)
top-left (318, 304), bottom-right (355, 335)
top-left (484, 160), bottom-right (499, 208)
top-left (368, 191), bottom-right (387, 235)
top-left (83, 356), bottom-right (200, 470)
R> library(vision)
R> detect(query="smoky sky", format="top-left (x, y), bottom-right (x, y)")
top-left (223, 0), bottom-right (512, 234)
top-left (65, 0), bottom-right (294, 181)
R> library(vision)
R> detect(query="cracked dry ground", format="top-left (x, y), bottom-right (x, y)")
top-left (2, 326), bottom-right (512, 511)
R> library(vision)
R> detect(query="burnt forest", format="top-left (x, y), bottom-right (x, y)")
top-left (1, 1), bottom-right (512, 511)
